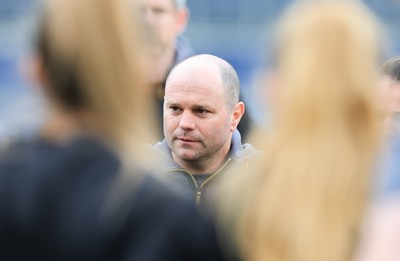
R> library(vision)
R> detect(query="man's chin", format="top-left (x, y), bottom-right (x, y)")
top-left (175, 151), bottom-right (199, 162)
top-left (177, 154), bottom-right (197, 162)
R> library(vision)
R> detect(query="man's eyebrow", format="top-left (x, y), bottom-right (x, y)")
top-left (164, 98), bottom-right (178, 104)
top-left (191, 104), bottom-right (214, 110)
top-left (165, 101), bottom-right (181, 106)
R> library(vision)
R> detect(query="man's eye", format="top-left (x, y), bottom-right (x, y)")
top-left (196, 109), bottom-right (208, 114)
top-left (170, 107), bottom-right (181, 112)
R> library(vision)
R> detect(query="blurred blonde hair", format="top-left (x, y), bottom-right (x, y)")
top-left (228, 1), bottom-right (384, 261)
top-left (37, 0), bottom-right (156, 163)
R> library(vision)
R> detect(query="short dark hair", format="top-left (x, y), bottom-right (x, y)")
top-left (382, 56), bottom-right (400, 82)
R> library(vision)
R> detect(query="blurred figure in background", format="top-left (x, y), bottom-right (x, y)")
top-left (0, 0), bottom-right (226, 260)
top-left (219, 1), bottom-right (383, 261)
top-left (133, 0), bottom-right (193, 140)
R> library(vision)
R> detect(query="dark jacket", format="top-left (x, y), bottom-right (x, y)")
top-left (0, 136), bottom-right (226, 261)
top-left (152, 130), bottom-right (258, 207)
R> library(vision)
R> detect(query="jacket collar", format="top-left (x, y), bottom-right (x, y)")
top-left (153, 130), bottom-right (252, 169)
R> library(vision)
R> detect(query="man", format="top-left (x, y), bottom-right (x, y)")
top-left (134, 0), bottom-right (194, 139)
top-left (380, 56), bottom-right (400, 136)
top-left (153, 54), bottom-right (258, 206)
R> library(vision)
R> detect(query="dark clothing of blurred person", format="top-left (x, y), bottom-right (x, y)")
top-left (0, 136), bottom-right (226, 261)
top-left (3, 0), bottom-right (227, 259)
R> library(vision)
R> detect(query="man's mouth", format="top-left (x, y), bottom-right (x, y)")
top-left (177, 137), bottom-right (196, 142)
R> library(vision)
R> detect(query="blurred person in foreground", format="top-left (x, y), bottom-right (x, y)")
top-left (0, 0), bottom-right (226, 260)
top-left (218, 1), bottom-right (383, 261)
top-left (153, 54), bottom-right (258, 208)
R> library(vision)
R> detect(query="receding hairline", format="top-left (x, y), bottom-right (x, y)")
top-left (166, 55), bottom-right (224, 92)
top-left (166, 54), bottom-right (240, 108)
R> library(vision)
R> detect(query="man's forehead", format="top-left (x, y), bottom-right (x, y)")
top-left (164, 96), bottom-right (217, 110)
top-left (165, 86), bottom-right (227, 113)
top-left (169, 59), bottom-right (220, 81)
top-left (168, 69), bottom-right (223, 97)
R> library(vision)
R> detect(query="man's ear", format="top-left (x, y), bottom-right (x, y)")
top-left (175, 7), bottom-right (189, 35)
top-left (230, 102), bottom-right (245, 132)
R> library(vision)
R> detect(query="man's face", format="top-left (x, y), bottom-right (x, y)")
top-left (135, 0), bottom-right (183, 55)
top-left (379, 75), bottom-right (400, 114)
top-left (164, 63), bottom-right (234, 165)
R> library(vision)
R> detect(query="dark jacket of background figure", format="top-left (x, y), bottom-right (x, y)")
top-left (0, 136), bottom-right (226, 261)
top-left (152, 130), bottom-right (258, 208)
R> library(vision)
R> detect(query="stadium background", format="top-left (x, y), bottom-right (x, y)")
top-left (1, 0), bottom-right (400, 133)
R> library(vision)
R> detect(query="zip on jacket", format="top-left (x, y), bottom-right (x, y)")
top-left (165, 159), bottom-right (233, 206)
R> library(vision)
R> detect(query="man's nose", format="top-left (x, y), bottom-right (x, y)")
top-left (179, 111), bottom-right (195, 130)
